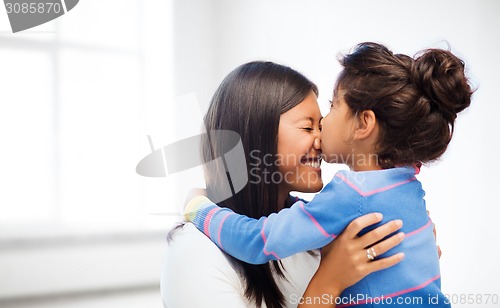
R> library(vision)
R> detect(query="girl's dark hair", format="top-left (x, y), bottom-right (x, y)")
top-left (336, 42), bottom-right (474, 168)
top-left (197, 61), bottom-right (317, 307)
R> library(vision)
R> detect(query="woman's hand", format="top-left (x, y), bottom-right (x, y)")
top-left (428, 210), bottom-right (442, 259)
top-left (299, 213), bottom-right (405, 307)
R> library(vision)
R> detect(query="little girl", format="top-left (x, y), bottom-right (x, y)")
top-left (185, 42), bottom-right (473, 307)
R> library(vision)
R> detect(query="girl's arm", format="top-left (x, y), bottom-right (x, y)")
top-left (298, 213), bottom-right (405, 307)
top-left (184, 179), bottom-right (361, 264)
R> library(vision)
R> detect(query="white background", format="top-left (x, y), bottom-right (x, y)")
top-left (0, 0), bottom-right (499, 307)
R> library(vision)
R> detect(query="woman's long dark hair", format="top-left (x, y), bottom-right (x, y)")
top-left (200, 61), bottom-right (317, 307)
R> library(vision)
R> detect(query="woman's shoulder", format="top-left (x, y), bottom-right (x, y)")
top-left (165, 222), bottom-right (222, 255)
top-left (161, 222), bottom-right (321, 308)
top-left (161, 222), bottom-right (249, 307)
top-left (162, 222), bottom-right (242, 280)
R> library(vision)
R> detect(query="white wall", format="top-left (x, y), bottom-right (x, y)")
top-left (173, 0), bottom-right (500, 306)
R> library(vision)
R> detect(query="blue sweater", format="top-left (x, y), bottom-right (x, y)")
top-left (185, 166), bottom-right (449, 307)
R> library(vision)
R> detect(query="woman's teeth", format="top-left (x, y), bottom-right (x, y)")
top-left (302, 159), bottom-right (321, 168)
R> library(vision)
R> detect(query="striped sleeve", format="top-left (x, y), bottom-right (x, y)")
top-left (183, 179), bottom-right (362, 264)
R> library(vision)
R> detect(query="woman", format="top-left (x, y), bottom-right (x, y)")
top-left (161, 61), bottom-right (404, 307)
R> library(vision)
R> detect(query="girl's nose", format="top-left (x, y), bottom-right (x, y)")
top-left (313, 136), bottom-right (321, 150)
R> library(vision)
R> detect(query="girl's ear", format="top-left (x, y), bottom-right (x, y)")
top-left (353, 110), bottom-right (377, 140)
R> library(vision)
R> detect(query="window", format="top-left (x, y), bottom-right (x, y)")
top-left (0, 0), bottom-right (179, 231)
top-left (0, 0), bottom-right (179, 302)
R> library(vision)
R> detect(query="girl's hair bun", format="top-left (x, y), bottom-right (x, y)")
top-left (411, 49), bottom-right (473, 123)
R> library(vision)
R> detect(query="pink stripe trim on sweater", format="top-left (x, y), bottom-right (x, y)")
top-left (216, 212), bottom-right (233, 249)
top-left (203, 208), bottom-right (219, 238)
top-left (338, 274), bottom-right (441, 307)
top-left (335, 173), bottom-right (416, 197)
top-left (260, 219), bottom-right (281, 259)
top-left (299, 202), bottom-right (337, 239)
top-left (405, 219), bottom-right (433, 238)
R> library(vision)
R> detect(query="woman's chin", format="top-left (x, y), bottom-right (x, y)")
top-left (295, 181), bottom-right (323, 193)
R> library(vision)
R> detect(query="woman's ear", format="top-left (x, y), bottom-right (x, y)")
top-left (353, 110), bottom-right (377, 140)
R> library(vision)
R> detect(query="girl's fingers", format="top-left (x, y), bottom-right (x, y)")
top-left (359, 219), bottom-right (403, 248)
top-left (369, 232), bottom-right (405, 257)
top-left (343, 213), bottom-right (384, 239)
top-left (367, 252), bottom-right (405, 273)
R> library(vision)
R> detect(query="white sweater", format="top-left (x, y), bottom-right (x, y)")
top-left (161, 223), bottom-right (320, 308)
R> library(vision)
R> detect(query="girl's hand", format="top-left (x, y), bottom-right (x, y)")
top-left (299, 213), bottom-right (405, 307)
top-left (184, 187), bottom-right (207, 208)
